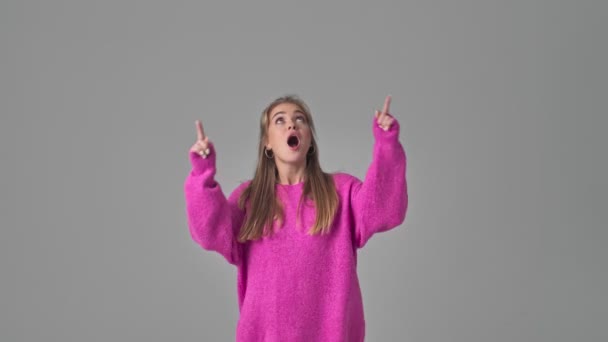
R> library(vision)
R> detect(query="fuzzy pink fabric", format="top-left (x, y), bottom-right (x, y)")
top-left (184, 115), bottom-right (407, 341)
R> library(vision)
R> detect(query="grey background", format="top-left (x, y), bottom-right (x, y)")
top-left (1, 0), bottom-right (606, 341)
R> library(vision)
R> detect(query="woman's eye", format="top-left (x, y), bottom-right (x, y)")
top-left (275, 116), bottom-right (305, 124)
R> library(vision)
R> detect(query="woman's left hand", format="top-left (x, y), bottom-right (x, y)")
top-left (375, 95), bottom-right (395, 131)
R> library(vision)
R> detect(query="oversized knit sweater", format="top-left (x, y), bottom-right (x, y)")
top-left (184, 115), bottom-right (407, 341)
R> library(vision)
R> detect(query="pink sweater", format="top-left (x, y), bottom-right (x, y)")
top-left (184, 115), bottom-right (407, 341)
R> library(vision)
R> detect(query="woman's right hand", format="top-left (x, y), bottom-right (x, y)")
top-left (189, 120), bottom-right (212, 159)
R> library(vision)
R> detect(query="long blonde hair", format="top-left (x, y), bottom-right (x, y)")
top-left (237, 94), bottom-right (338, 242)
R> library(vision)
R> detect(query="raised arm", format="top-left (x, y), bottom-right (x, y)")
top-left (183, 120), bottom-right (249, 266)
top-left (351, 96), bottom-right (408, 249)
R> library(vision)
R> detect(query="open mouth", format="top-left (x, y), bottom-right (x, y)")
top-left (287, 135), bottom-right (300, 148)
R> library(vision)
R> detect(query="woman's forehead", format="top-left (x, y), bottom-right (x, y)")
top-left (270, 102), bottom-right (304, 114)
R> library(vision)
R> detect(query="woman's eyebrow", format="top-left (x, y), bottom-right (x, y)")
top-left (271, 110), bottom-right (304, 119)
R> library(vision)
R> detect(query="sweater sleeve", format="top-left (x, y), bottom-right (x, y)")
top-left (183, 142), bottom-right (250, 266)
top-left (351, 114), bottom-right (408, 249)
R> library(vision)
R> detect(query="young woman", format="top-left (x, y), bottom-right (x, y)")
top-left (184, 94), bottom-right (408, 341)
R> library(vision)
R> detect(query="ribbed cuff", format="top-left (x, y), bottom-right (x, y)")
top-left (372, 113), bottom-right (400, 142)
top-left (188, 142), bottom-right (216, 175)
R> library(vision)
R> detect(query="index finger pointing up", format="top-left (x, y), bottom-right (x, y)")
top-left (195, 120), bottom-right (205, 141)
top-left (382, 95), bottom-right (392, 115)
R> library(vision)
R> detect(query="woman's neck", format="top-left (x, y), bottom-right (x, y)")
top-left (275, 161), bottom-right (307, 185)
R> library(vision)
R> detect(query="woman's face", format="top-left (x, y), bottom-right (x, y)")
top-left (265, 102), bottom-right (312, 165)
